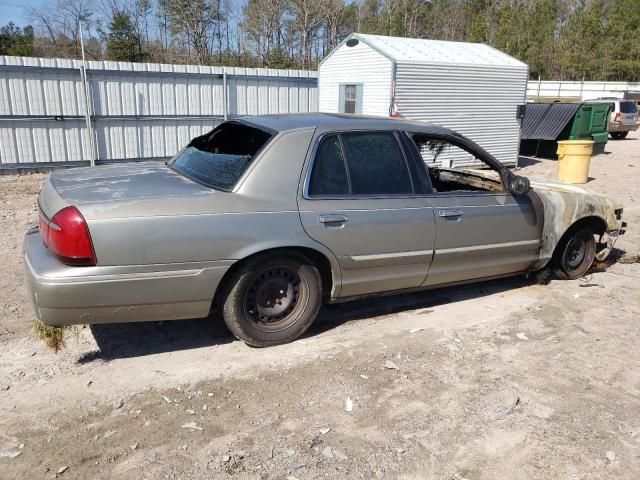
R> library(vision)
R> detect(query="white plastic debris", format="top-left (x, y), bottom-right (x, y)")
top-left (384, 360), bottom-right (399, 370)
top-left (0, 451), bottom-right (22, 458)
top-left (322, 446), bottom-right (334, 459)
top-left (181, 422), bottom-right (203, 431)
top-left (345, 397), bottom-right (353, 412)
top-left (319, 427), bottom-right (331, 435)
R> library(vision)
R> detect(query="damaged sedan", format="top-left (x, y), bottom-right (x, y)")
top-left (24, 114), bottom-right (626, 347)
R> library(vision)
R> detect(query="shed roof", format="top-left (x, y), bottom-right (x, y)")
top-left (339, 33), bottom-right (527, 68)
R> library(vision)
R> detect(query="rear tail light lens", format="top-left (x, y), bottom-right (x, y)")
top-left (39, 206), bottom-right (96, 266)
top-left (614, 112), bottom-right (621, 122)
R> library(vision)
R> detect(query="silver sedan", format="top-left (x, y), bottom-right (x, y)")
top-left (24, 114), bottom-right (625, 346)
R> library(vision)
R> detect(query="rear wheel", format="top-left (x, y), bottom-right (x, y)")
top-left (220, 253), bottom-right (322, 347)
top-left (553, 228), bottom-right (596, 280)
top-left (611, 131), bottom-right (628, 140)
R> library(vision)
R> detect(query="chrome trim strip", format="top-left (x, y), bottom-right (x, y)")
top-left (349, 250), bottom-right (434, 262)
top-left (437, 239), bottom-right (540, 254)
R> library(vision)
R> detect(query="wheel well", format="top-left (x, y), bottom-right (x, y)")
top-left (212, 247), bottom-right (334, 311)
top-left (553, 216), bottom-right (607, 258)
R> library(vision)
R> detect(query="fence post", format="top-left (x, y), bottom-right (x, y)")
top-left (222, 67), bottom-right (228, 120)
top-left (79, 24), bottom-right (97, 166)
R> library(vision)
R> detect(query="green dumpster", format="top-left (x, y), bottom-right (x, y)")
top-left (568, 102), bottom-right (610, 155)
top-left (520, 102), bottom-right (611, 157)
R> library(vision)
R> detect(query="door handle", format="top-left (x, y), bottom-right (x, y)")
top-left (319, 214), bottom-right (348, 225)
top-left (438, 209), bottom-right (464, 218)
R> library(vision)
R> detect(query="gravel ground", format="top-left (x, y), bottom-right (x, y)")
top-left (1, 132), bottom-right (639, 480)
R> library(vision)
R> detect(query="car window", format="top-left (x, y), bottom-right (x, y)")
top-left (620, 101), bottom-right (638, 114)
top-left (341, 132), bottom-right (412, 195)
top-left (169, 122), bottom-right (271, 191)
top-left (308, 135), bottom-right (349, 196)
top-left (410, 134), bottom-right (504, 193)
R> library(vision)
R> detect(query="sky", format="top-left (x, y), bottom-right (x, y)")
top-left (0, 0), bottom-right (45, 28)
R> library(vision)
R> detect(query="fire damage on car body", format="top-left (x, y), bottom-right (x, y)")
top-left (23, 114), bottom-right (626, 347)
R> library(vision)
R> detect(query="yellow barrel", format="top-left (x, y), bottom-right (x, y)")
top-left (556, 140), bottom-right (593, 184)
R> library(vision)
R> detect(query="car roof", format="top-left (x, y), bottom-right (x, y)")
top-left (236, 113), bottom-right (457, 136)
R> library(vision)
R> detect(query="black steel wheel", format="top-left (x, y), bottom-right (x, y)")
top-left (553, 228), bottom-right (596, 280)
top-left (220, 253), bottom-right (322, 347)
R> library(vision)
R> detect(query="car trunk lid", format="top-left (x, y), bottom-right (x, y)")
top-left (39, 161), bottom-right (211, 219)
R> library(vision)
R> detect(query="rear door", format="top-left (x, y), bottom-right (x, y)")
top-left (298, 130), bottom-right (436, 297)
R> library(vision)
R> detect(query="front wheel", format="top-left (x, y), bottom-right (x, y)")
top-left (220, 253), bottom-right (322, 347)
top-left (553, 228), bottom-right (596, 280)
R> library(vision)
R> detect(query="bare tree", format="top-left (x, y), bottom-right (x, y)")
top-left (29, 0), bottom-right (94, 57)
top-left (285, 0), bottom-right (329, 69)
top-left (243, 0), bottom-right (285, 65)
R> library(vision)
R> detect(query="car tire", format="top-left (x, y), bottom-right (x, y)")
top-left (611, 132), bottom-right (627, 140)
top-left (553, 228), bottom-right (596, 280)
top-left (220, 253), bottom-right (322, 347)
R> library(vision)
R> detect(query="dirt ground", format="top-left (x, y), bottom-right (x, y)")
top-left (1, 132), bottom-right (639, 480)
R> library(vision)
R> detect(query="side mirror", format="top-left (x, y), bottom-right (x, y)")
top-left (509, 175), bottom-right (531, 196)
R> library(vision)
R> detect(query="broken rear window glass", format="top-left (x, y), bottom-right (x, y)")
top-left (169, 122), bottom-right (272, 191)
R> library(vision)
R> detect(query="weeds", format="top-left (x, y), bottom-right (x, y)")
top-left (33, 321), bottom-right (68, 352)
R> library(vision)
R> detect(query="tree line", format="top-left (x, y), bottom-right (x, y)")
top-left (1, 0), bottom-right (639, 81)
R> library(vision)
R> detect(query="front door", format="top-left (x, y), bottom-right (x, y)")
top-left (298, 131), bottom-right (436, 297)
top-left (424, 192), bottom-right (541, 286)
top-left (407, 133), bottom-right (542, 286)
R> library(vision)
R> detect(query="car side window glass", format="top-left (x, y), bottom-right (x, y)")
top-left (410, 134), bottom-right (504, 193)
top-left (341, 132), bottom-right (412, 195)
top-left (308, 135), bottom-right (350, 196)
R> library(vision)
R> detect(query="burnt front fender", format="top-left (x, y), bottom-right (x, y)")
top-left (531, 182), bottom-right (623, 269)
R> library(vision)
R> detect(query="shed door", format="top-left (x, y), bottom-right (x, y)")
top-left (339, 84), bottom-right (363, 114)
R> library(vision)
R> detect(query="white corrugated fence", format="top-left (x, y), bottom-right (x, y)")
top-left (0, 56), bottom-right (318, 170)
top-left (527, 80), bottom-right (640, 100)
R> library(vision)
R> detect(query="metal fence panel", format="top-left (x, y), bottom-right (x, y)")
top-left (0, 55), bottom-right (318, 169)
top-left (527, 80), bottom-right (640, 101)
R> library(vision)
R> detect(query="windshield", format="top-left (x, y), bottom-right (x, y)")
top-left (169, 122), bottom-right (272, 190)
top-left (620, 101), bottom-right (638, 114)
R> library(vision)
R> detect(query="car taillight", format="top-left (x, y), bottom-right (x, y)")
top-left (614, 112), bottom-right (621, 122)
top-left (39, 206), bottom-right (96, 266)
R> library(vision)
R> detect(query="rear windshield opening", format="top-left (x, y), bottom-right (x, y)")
top-left (169, 122), bottom-right (272, 191)
top-left (620, 101), bottom-right (638, 114)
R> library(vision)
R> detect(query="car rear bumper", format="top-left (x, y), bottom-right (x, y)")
top-left (23, 228), bottom-right (231, 326)
top-left (609, 121), bottom-right (639, 132)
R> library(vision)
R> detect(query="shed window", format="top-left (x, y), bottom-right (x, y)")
top-left (344, 85), bottom-right (357, 113)
top-left (339, 84), bottom-right (362, 114)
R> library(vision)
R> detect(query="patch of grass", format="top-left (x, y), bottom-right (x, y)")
top-left (33, 320), bottom-right (68, 352)
top-left (618, 253), bottom-right (640, 264)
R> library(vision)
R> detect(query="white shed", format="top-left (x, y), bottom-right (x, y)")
top-left (318, 33), bottom-right (529, 167)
